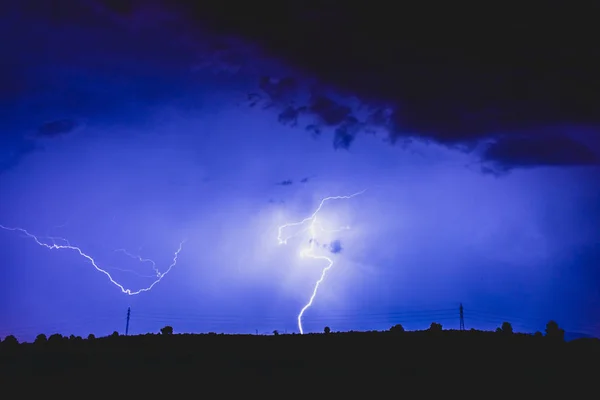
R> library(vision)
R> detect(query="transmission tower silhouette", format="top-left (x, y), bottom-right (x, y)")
top-left (459, 303), bottom-right (465, 330)
top-left (125, 307), bottom-right (131, 336)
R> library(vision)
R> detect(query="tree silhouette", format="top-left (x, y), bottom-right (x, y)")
top-left (273, 330), bottom-right (279, 336)
top-left (501, 322), bottom-right (513, 335)
top-left (2, 335), bottom-right (18, 347)
top-left (534, 331), bottom-right (543, 338)
top-left (48, 333), bottom-right (63, 345)
top-left (324, 326), bottom-right (331, 334)
top-left (429, 322), bottom-right (443, 332)
top-left (111, 331), bottom-right (119, 338)
top-left (87, 333), bottom-right (96, 340)
top-left (160, 326), bottom-right (174, 335)
top-left (390, 324), bottom-right (405, 333)
top-left (545, 320), bottom-right (565, 341)
top-left (35, 334), bottom-right (47, 345)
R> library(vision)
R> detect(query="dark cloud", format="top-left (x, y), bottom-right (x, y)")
top-left (38, 119), bottom-right (78, 138)
top-left (329, 240), bottom-right (342, 254)
top-left (259, 76), bottom-right (298, 106)
top-left (482, 136), bottom-right (600, 173)
top-left (3, 1), bottom-right (600, 173)
top-left (275, 176), bottom-right (315, 186)
top-left (308, 96), bottom-right (351, 127)
top-left (277, 106), bottom-right (301, 127)
top-left (0, 138), bottom-right (38, 173)
top-left (333, 117), bottom-right (361, 150)
top-left (305, 124), bottom-right (321, 137)
top-left (97, 0), bottom-right (137, 17)
top-left (164, 0), bottom-right (600, 171)
top-left (0, 1), bottom-right (205, 171)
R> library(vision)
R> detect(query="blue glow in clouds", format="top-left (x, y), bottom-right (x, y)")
top-left (0, 225), bottom-right (185, 295)
top-left (277, 190), bottom-right (366, 334)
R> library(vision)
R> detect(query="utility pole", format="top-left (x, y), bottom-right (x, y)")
top-left (459, 303), bottom-right (465, 331)
top-left (125, 307), bottom-right (131, 336)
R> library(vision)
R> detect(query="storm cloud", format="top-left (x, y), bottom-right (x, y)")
top-left (164, 0), bottom-right (600, 172)
top-left (2, 1), bottom-right (599, 174)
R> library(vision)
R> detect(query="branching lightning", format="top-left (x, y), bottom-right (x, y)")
top-left (114, 248), bottom-right (162, 278)
top-left (277, 190), bottom-right (365, 334)
top-left (0, 224), bottom-right (185, 295)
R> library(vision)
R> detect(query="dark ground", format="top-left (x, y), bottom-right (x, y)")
top-left (1, 329), bottom-right (599, 394)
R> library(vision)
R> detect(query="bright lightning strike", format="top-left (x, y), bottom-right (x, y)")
top-left (0, 224), bottom-right (185, 295)
top-left (277, 190), bottom-right (365, 334)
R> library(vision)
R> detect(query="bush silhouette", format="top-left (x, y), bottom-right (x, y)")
top-left (429, 322), bottom-right (443, 332)
top-left (48, 333), bottom-right (63, 344)
top-left (545, 321), bottom-right (565, 341)
top-left (501, 322), bottom-right (513, 334)
top-left (324, 326), bottom-right (331, 334)
top-left (390, 324), bottom-right (405, 333)
top-left (160, 326), bottom-right (174, 335)
top-left (2, 335), bottom-right (18, 347)
top-left (88, 333), bottom-right (96, 340)
top-left (34, 334), bottom-right (47, 345)
top-left (111, 331), bottom-right (119, 338)
top-left (273, 330), bottom-right (279, 336)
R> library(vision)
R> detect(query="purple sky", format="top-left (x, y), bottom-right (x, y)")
top-left (1, 1), bottom-right (599, 341)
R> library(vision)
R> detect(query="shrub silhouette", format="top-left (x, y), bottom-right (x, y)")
top-left (501, 322), bottom-right (513, 334)
top-left (88, 334), bottom-right (96, 340)
top-left (48, 333), bottom-right (63, 344)
top-left (34, 334), bottom-right (47, 345)
top-left (273, 330), bottom-right (279, 336)
top-left (324, 326), bottom-right (331, 334)
top-left (160, 326), bottom-right (174, 335)
top-left (429, 322), bottom-right (443, 332)
top-left (390, 324), bottom-right (405, 333)
top-left (545, 321), bottom-right (565, 341)
top-left (2, 335), bottom-right (18, 347)
top-left (111, 331), bottom-right (119, 338)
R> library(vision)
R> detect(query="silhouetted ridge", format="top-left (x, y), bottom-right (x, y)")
top-left (1, 321), bottom-right (599, 392)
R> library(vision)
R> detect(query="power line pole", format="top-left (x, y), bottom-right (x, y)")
top-left (125, 307), bottom-right (131, 336)
top-left (459, 303), bottom-right (465, 331)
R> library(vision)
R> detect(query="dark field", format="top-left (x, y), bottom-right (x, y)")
top-left (1, 329), bottom-right (598, 394)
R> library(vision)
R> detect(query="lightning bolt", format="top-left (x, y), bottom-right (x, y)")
top-left (114, 248), bottom-right (161, 278)
top-left (277, 190), bottom-right (365, 334)
top-left (0, 224), bottom-right (185, 295)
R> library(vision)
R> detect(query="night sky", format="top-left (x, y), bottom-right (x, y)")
top-left (1, 1), bottom-right (599, 341)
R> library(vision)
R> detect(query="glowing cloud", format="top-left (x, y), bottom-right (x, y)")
top-left (277, 190), bottom-right (365, 334)
top-left (0, 225), bottom-right (185, 295)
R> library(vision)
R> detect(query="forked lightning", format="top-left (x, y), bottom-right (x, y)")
top-left (277, 190), bottom-right (365, 334)
top-left (0, 224), bottom-right (185, 295)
